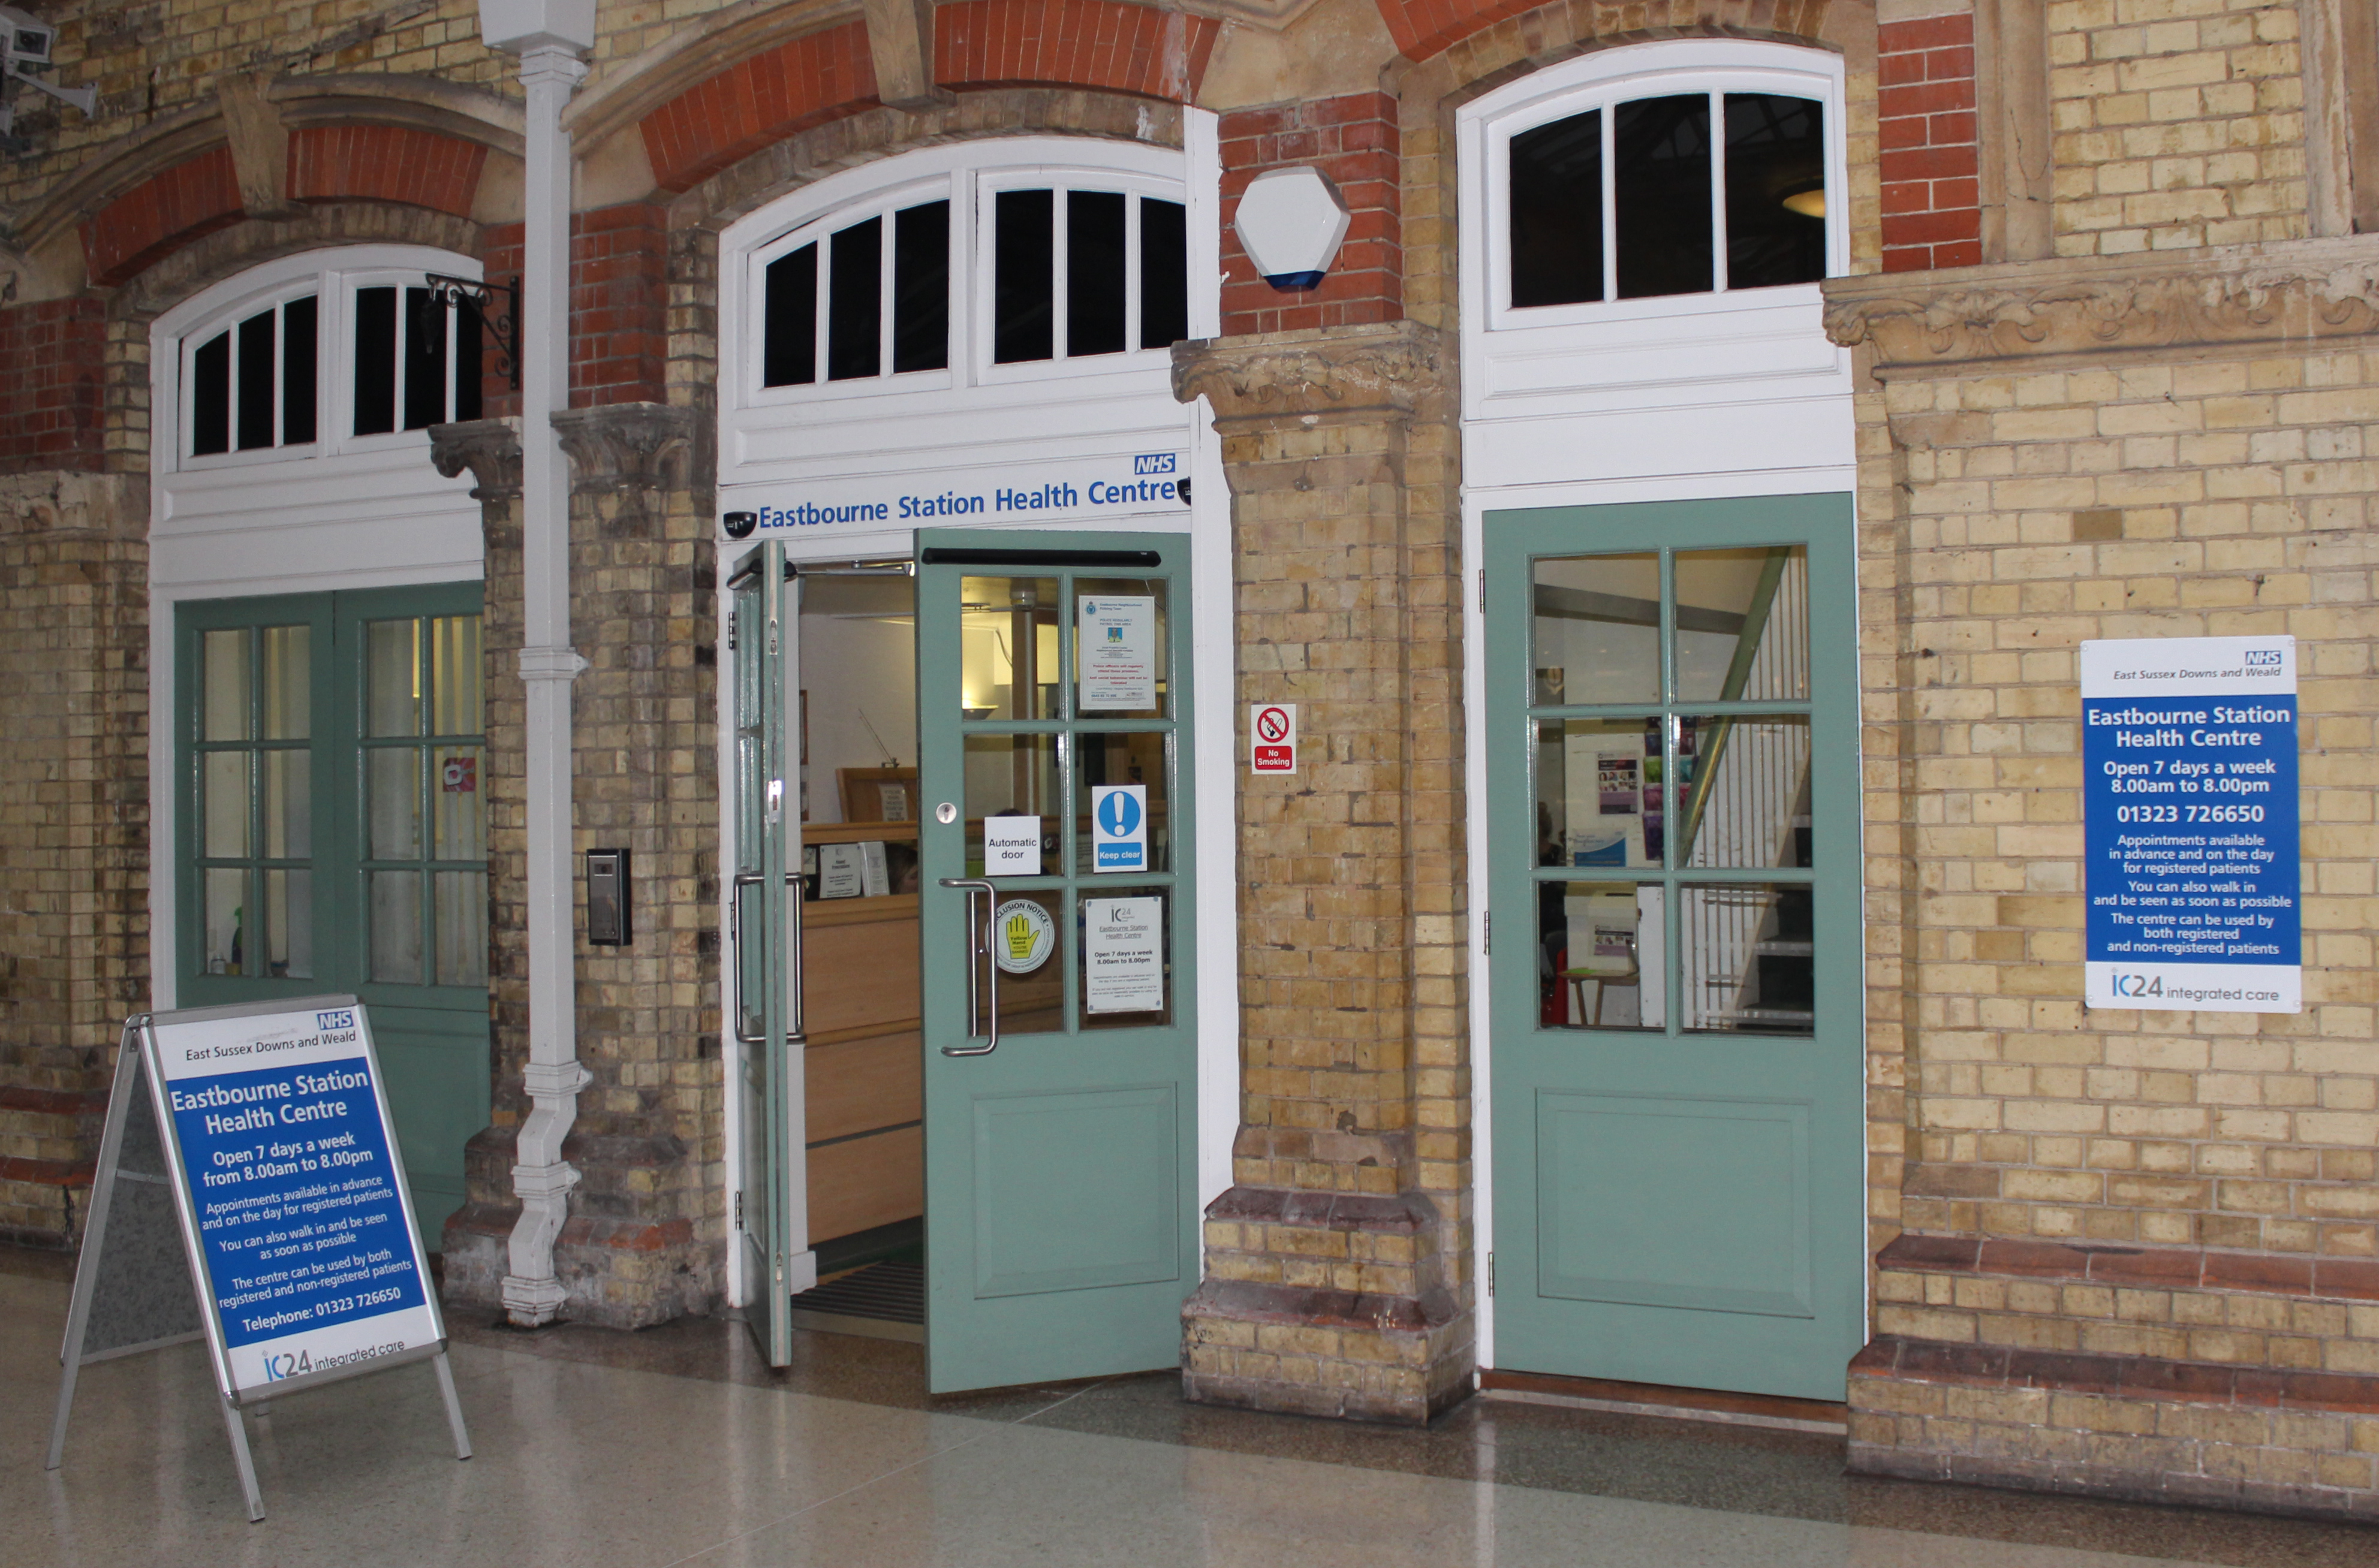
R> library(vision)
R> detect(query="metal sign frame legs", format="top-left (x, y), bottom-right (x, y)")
top-left (48, 1000), bottom-right (475, 1522)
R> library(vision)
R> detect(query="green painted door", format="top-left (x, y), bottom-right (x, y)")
top-left (728, 543), bottom-right (798, 1364)
top-left (179, 583), bottom-right (490, 1254)
top-left (1486, 495), bottom-right (1862, 1400)
top-left (914, 530), bottom-right (1197, 1394)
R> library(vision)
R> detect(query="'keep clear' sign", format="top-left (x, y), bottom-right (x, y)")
top-left (152, 1002), bottom-right (439, 1392)
top-left (2083, 635), bottom-right (2299, 1013)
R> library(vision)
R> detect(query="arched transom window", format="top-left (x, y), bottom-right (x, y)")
top-left (734, 140), bottom-right (1191, 409)
top-left (1474, 41), bottom-right (1847, 328)
top-left (168, 252), bottom-right (485, 469)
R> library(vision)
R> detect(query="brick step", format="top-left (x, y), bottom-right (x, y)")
top-left (1880, 1233), bottom-right (2379, 1302)
top-left (0, 1084), bottom-right (109, 1163)
top-left (0, 1087), bottom-right (109, 1248)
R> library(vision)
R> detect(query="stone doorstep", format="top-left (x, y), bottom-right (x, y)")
top-left (1203, 1186), bottom-right (1438, 1235)
top-left (1851, 1335), bottom-right (2379, 1418)
top-left (1184, 1275), bottom-right (1460, 1337)
top-left (1878, 1234), bottom-right (2379, 1302)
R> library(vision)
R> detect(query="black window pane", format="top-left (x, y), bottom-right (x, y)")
top-left (826, 217), bottom-right (883, 382)
top-left (452, 301), bottom-right (482, 422)
top-left (1139, 198), bottom-right (1188, 350)
top-left (763, 244), bottom-right (818, 387)
top-left (1509, 110), bottom-right (1604, 307)
top-left (402, 287), bottom-right (447, 430)
top-left (353, 287), bottom-right (397, 436)
top-left (892, 201), bottom-right (950, 374)
top-left (191, 331), bottom-right (231, 456)
top-left (1065, 190), bottom-right (1127, 358)
top-left (236, 309), bottom-right (275, 450)
top-left (281, 296), bottom-right (317, 446)
top-left (993, 189), bottom-right (1055, 364)
top-left (1725, 94), bottom-right (1827, 290)
top-left (1615, 95), bottom-right (1713, 300)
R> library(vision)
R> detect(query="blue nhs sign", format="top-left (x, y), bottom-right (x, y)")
top-left (1134, 454), bottom-right (1176, 475)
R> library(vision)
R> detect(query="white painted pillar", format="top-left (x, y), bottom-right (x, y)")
top-left (481, 11), bottom-right (592, 1326)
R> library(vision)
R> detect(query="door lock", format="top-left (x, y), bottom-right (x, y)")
top-left (935, 801), bottom-right (957, 824)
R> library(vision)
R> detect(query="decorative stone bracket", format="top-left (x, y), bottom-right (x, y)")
top-left (1824, 235), bottom-right (2379, 370)
top-left (1173, 319), bottom-right (1447, 428)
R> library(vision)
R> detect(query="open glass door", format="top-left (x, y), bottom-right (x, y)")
top-left (914, 529), bottom-right (1197, 1393)
top-left (730, 542), bottom-right (802, 1364)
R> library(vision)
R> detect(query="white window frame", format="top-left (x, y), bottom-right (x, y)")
top-left (1465, 39), bottom-right (1849, 337)
top-left (725, 137), bottom-right (1192, 416)
top-left (160, 246), bottom-right (487, 474)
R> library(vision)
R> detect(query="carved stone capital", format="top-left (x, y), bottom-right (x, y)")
top-left (428, 417), bottom-right (524, 501)
top-left (0, 472), bottom-right (147, 539)
top-left (552, 402), bottom-right (698, 498)
top-left (1824, 237), bottom-right (2379, 370)
top-left (1173, 321), bottom-right (1448, 424)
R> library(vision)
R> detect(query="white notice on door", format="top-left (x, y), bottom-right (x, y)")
top-left (983, 815), bottom-right (1043, 877)
top-left (1083, 895), bottom-right (1163, 1013)
top-left (818, 843), bottom-right (864, 898)
top-left (1077, 595), bottom-right (1156, 711)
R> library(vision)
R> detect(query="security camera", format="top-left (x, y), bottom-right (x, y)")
top-left (0, 8), bottom-right (53, 67)
top-left (0, 7), bottom-right (93, 119)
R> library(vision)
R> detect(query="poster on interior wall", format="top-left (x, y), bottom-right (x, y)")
top-left (2082, 635), bottom-right (2299, 1013)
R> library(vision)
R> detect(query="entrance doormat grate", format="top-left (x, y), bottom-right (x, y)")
top-left (788, 1259), bottom-right (924, 1342)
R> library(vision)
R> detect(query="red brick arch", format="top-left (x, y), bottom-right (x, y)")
top-left (637, 0), bottom-right (1219, 196)
top-left (82, 148), bottom-right (243, 288)
top-left (82, 127), bottom-right (493, 288)
top-left (1382, 0), bottom-right (1839, 62)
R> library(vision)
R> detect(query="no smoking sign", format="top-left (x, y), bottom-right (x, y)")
top-left (1249, 703), bottom-right (1297, 774)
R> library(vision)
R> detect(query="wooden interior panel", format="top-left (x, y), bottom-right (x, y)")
top-left (801, 913), bottom-right (920, 1036)
top-left (806, 1031), bottom-right (922, 1145)
top-left (808, 1125), bottom-right (923, 1244)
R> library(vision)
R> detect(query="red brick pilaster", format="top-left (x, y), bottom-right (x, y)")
top-left (1878, 11), bottom-right (1981, 272)
top-left (0, 300), bottom-right (107, 475)
top-left (1219, 94), bottom-right (1401, 337)
top-left (571, 205), bottom-right (670, 409)
top-left (473, 205), bottom-right (667, 421)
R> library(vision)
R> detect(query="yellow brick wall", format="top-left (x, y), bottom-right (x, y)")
top-left (1872, 345), bottom-right (2379, 1260)
top-left (2049, 0), bottom-right (2311, 255)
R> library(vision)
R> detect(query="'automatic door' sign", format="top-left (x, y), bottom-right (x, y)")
top-left (2083, 635), bottom-right (2299, 1013)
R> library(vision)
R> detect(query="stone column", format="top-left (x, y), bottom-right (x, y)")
top-left (433, 406), bottom-right (724, 1328)
top-left (0, 472), bottom-right (149, 1247)
top-left (1172, 321), bottom-right (1472, 1424)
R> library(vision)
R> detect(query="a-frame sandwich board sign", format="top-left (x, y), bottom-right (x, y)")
top-left (47, 997), bottom-right (471, 1521)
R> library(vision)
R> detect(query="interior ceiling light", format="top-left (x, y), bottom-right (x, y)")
top-left (1781, 185), bottom-right (1825, 219)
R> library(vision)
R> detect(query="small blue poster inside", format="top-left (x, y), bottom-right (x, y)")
top-left (146, 1001), bottom-right (441, 1394)
top-left (2082, 635), bottom-right (2299, 1013)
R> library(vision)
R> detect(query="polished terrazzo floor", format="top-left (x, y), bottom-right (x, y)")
top-left (9, 1247), bottom-right (2376, 1568)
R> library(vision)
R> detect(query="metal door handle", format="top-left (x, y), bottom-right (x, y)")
top-left (730, 869), bottom-right (803, 1047)
top-left (939, 878), bottom-right (998, 1056)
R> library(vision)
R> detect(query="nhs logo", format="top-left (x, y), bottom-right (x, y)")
top-left (2244, 649), bottom-right (2281, 667)
top-left (1133, 453), bottom-right (1176, 475)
